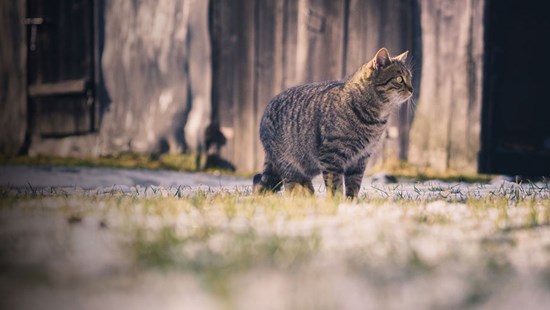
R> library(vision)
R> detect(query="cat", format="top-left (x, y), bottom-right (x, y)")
top-left (253, 48), bottom-right (413, 198)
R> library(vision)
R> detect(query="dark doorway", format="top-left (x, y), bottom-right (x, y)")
top-left (480, 0), bottom-right (550, 176)
top-left (26, 0), bottom-right (97, 137)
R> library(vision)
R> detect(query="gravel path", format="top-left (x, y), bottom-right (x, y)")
top-left (1, 165), bottom-right (548, 201)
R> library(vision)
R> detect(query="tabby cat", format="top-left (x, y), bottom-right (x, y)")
top-left (253, 48), bottom-right (413, 198)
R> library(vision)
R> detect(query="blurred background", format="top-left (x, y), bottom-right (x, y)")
top-left (1, 0), bottom-right (549, 176)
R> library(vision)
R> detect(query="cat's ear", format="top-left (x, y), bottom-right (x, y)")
top-left (393, 51), bottom-right (409, 62)
top-left (373, 48), bottom-right (391, 70)
top-left (394, 50), bottom-right (409, 62)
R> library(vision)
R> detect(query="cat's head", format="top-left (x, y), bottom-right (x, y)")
top-left (369, 48), bottom-right (413, 104)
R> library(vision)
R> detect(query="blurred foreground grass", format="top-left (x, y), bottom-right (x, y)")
top-left (1, 185), bottom-right (550, 309)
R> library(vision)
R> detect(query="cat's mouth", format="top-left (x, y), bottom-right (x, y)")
top-left (398, 89), bottom-right (413, 103)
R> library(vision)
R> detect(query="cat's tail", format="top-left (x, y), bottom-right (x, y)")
top-left (253, 161), bottom-right (282, 194)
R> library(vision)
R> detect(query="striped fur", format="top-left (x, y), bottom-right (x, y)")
top-left (253, 48), bottom-right (413, 198)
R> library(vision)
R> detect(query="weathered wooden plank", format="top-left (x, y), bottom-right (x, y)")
top-left (230, 0), bottom-right (257, 172)
top-left (345, 0), bottom-right (382, 76)
top-left (253, 0), bottom-right (285, 171)
top-left (282, 0), bottom-right (299, 89)
top-left (449, 0), bottom-right (484, 171)
top-left (0, 0), bottom-right (27, 154)
top-left (99, 0), bottom-right (190, 153)
top-left (295, 0), bottom-right (346, 83)
top-left (408, 0), bottom-right (484, 172)
top-left (211, 0), bottom-right (257, 172)
top-left (211, 0), bottom-right (236, 163)
top-left (28, 78), bottom-right (87, 97)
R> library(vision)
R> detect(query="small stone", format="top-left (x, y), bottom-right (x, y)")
top-left (370, 172), bottom-right (398, 184)
top-left (67, 215), bottom-right (83, 224)
top-left (99, 219), bottom-right (108, 229)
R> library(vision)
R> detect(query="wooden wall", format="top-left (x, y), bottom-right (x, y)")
top-left (211, 0), bottom-right (420, 172)
top-left (1, 0), bottom-right (486, 175)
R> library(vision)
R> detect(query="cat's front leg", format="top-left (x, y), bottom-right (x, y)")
top-left (320, 151), bottom-right (345, 196)
top-left (322, 170), bottom-right (344, 197)
top-left (344, 157), bottom-right (367, 199)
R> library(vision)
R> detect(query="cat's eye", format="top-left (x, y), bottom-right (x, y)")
top-left (395, 76), bottom-right (403, 83)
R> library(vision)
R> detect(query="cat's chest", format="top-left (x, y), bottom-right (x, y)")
top-left (353, 137), bottom-right (378, 155)
top-left (339, 126), bottom-right (385, 158)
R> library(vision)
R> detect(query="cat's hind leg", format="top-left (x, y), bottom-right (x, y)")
top-left (283, 179), bottom-right (314, 196)
top-left (279, 168), bottom-right (314, 196)
top-left (253, 160), bottom-right (283, 194)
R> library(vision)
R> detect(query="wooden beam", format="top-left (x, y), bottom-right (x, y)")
top-left (28, 79), bottom-right (88, 97)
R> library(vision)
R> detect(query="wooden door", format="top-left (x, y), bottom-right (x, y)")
top-left (26, 0), bottom-right (96, 137)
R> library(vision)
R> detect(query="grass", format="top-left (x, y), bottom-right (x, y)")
top-left (1, 154), bottom-right (503, 182)
top-left (370, 159), bottom-right (495, 183)
top-left (0, 152), bottom-right (195, 170)
top-left (1, 183), bottom-right (550, 309)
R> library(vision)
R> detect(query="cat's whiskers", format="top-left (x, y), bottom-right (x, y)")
top-left (405, 55), bottom-right (418, 74)
top-left (407, 97), bottom-right (417, 119)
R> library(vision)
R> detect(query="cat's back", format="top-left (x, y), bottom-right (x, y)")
top-left (268, 80), bottom-right (341, 108)
top-left (259, 80), bottom-right (344, 161)
top-left (261, 80), bottom-right (343, 127)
